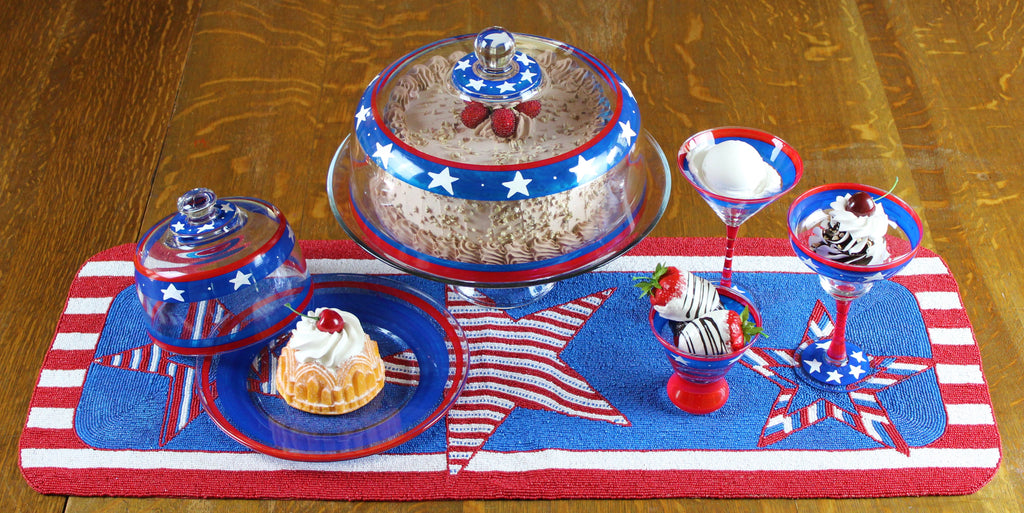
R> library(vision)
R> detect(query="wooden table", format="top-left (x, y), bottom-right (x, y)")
top-left (3, 0), bottom-right (1021, 510)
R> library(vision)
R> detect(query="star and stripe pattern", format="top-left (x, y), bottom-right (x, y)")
top-left (742, 299), bottom-right (934, 455)
top-left (91, 344), bottom-right (202, 447)
top-left (443, 286), bottom-right (628, 474)
top-left (20, 239), bottom-right (1002, 500)
top-left (353, 86), bottom-right (640, 201)
top-left (178, 298), bottom-right (244, 341)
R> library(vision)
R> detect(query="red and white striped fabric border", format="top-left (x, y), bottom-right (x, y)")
top-left (19, 238), bottom-right (1001, 499)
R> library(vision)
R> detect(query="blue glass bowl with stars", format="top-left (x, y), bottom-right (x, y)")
top-left (328, 27), bottom-right (670, 309)
top-left (787, 183), bottom-right (923, 391)
top-left (135, 188), bottom-right (312, 356)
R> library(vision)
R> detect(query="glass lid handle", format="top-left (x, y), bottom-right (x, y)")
top-left (474, 27), bottom-right (516, 78)
top-left (453, 27), bottom-right (542, 102)
top-left (177, 188), bottom-right (220, 225)
top-left (168, 187), bottom-right (243, 247)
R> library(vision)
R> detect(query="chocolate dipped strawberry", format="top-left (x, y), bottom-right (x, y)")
top-left (634, 263), bottom-right (721, 322)
top-left (673, 307), bottom-right (764, 356)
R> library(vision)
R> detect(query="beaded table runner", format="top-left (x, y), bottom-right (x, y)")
top-left (20, 238), bottom-right (1000, 499)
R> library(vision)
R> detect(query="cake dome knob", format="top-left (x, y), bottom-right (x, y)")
top-left (474, 26), bottom-right (516, 75)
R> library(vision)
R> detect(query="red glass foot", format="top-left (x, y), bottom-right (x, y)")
top-left (666, 373), bottom-right (729, 414)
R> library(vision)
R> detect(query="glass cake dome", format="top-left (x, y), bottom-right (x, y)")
top-left (328, 27), bottom-right (670, 307)
top-left (135, 188), bottom-right (312, 354)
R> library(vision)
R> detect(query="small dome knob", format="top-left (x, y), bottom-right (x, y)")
top-left (177, 187), bottom-right (219, 224)
top-left (474, 27), bottom-right (516, 73)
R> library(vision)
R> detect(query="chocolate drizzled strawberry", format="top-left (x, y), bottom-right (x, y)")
top-left (673, 307), bottom-right (764, 356)
top-left (634, 263), bottom-right (721, 322)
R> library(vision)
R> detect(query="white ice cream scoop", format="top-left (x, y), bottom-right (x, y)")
top-left (691, 140), bottom-right (782, 199)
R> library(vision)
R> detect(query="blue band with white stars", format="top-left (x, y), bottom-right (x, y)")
top-left (451, 51), bottom-right (543, 102)
top-left (135, 199), bottom-right (298, 304)
top-left (353, 34), bottom-right (642, 201)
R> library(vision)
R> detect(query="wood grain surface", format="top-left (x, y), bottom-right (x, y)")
top-left (2, 0), bottom-right (1021, 511)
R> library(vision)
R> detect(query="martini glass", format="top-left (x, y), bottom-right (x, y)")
top-left (678, 127), bottom-right (802, 295)
top-left (787, 183), bottom-right (923, 391)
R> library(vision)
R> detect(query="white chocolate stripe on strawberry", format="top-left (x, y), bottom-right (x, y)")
top-left (674, 310), bottom-right (732, 356)
top-left (654, 270), bottom-right (721, 322)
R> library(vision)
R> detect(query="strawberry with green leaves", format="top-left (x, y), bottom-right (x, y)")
top-left (673, 307), bottom-right (765, 356)
top-left (634, 263), bottom-right (721, 322)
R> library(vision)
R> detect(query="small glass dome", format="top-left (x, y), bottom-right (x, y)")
top-left (135, 188), bottom-right (312, 355)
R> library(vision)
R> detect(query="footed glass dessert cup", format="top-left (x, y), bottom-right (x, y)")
top-left (648, 286), bottom-right (763, 414)
top-left (678, 127), bottom-right (802, 296)
top-left (328, 27), bottom-right (671, 309)
top-left (787, 183), bottom-right (923, 391)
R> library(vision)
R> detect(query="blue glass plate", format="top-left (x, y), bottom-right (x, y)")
top-left (197, 274), bottom-right (469, 461)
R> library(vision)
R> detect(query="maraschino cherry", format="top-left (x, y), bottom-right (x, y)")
top-left (848, 178), bottom-right (899, 217)
top-left (315, 309), bottom-right (345, 333)
top-left (285, 304), bottom-right (345, 333)
top-left (847, 191), bottom-right (876, 217)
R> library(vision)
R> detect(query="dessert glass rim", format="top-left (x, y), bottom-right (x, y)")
top-left (647, 286), bottom-right (763, 362)
top-left (677, 126), bottom-right (804, 204)
top-left (787, 182), bottom-right (924, 273)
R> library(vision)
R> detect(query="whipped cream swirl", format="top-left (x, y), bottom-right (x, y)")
top-left (809, 194), bottom-right (891, 265)
top-left (287, 308), bottom-right (367, 368)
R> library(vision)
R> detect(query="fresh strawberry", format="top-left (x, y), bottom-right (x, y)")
top-left (673, 307), bottom-right (765, 356)
top-left (460, 101), bottom-right (490, 128)
top-left (725, 311), bottom-right (745, 352)
top-left (514, 100), bottom-right (541, 118)
top-left (491, 107), bottom-right (517, 138)
top-left (634, 263), bottom-right (720, 322)
top-left (633, 263), bottom-right (682, 307)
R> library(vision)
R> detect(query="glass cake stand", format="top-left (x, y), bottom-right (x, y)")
top-left (327, 130), bottom-right (671, 309)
